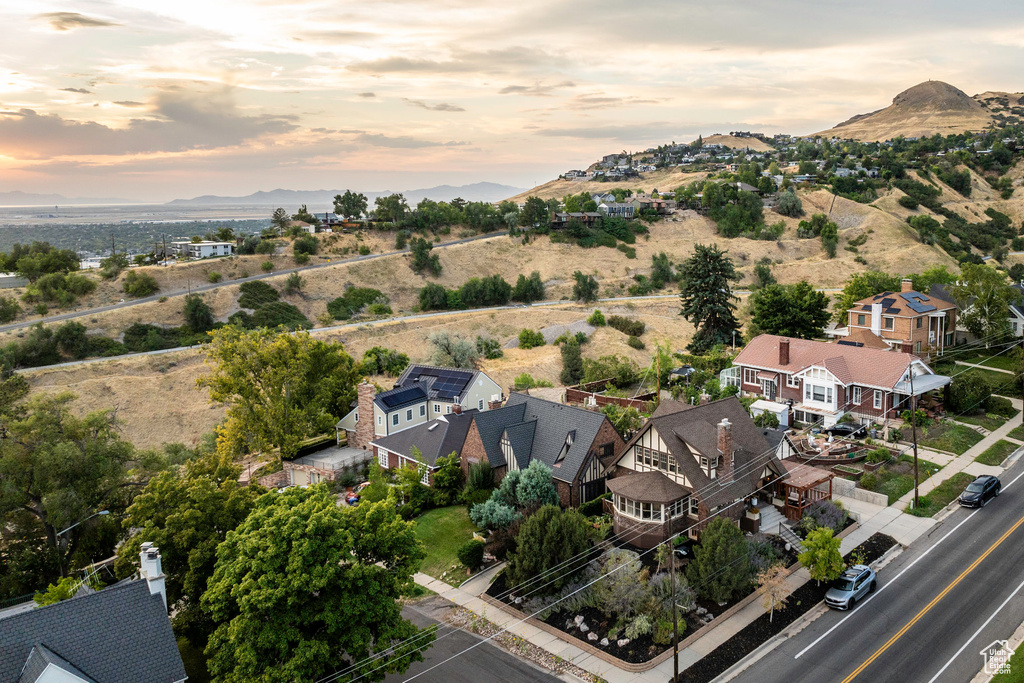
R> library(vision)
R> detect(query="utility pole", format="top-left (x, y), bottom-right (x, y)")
top-left (911, 371), bottom-right (919, 509)
top-left (671, 540), bottom-right (679, 683)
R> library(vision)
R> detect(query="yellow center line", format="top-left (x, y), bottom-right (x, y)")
top-left (840, 512), bottom-right (1024, 683)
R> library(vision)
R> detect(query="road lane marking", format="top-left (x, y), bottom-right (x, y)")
top-left (925, 574), bottom-right (1024, 683)
top-left (795, 465), bottom-right (1024, 660)
top-left (840, 512), bottom-right (1024, 683)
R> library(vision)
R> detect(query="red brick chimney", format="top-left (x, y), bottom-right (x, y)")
top-left (901, 278), bottom-right (914, 293)
top-left (779, 338), bottom-right (790, 366)
top-left (488, 396), bottom-right (504, 410)
top-left (717, 418), bottom-right (733, 482)
top-left (452, 404), bottom-right (462, 415)
top-left (354, 381), bottom-right (376, 449)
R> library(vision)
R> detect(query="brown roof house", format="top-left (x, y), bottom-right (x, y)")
top-left (724, 334), bottom-right (949, 428)
top-left (460, 393), bottom-right (625, 507)
top-left (604, 397), bottom-right (785, 547)
top-left (826, 278), bottom-right (957, 356)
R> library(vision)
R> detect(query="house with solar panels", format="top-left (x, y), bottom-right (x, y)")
top-left (337, 365), bottom-right (503, 450)
top-left (826, 278), bottom-right (957, 356)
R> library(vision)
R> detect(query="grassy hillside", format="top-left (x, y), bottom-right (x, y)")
top-left (504, 168), bottom-right (709, 203)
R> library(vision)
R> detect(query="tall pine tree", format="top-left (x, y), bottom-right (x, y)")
top-left (678, 243), bottom-right (741, 352)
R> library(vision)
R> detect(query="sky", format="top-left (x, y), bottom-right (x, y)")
top-left (1, 1), bottom-right (1023, 202)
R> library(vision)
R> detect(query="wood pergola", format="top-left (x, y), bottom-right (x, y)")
top-left (775, 460), bottom-right (835, 521)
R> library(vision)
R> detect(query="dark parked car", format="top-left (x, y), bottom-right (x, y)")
top-left (823, 423), bottom-right (867, 439)
top-left (825, 564), bottom-right (876, 610)
top-left (959, 475), bottom-right (1001, 508)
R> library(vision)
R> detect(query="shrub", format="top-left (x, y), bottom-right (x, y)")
top-left (367, 302), bottom-right (392, 315)
top-left (798, 500), bottom-right (848, 535)
top-left (947, 373), bottom-right (991, 414)
top-left (476, 336), bottom-right (503, 359)
top-left (686, 518), bottom-right (750, 602)
top-left (359, 346), bottom-right (410, 376)
top-left (572, 271), bottom-right (599, 303)
top-left (255, 239), bottom-right (276, 255)
top-left (518, 329), bottom-right (546, 349)
top-left (293, 252), bottom-right (310, 265)
top-left (985, 395), bottom-right (1016, 418)
top-left (866, 447), bottom-right (890, 464)
top-left (293, 234), bottom-right (318, 256)
top-left (753, 410), bottom-right (779, 429)
top-left (859, 472), bottom-right (878, 490)
top-left (627, 335), bottom-right (645, 350)
top-left (0, 296), bottom-right (19, 323)
top-left (587, 309), bottom-right (606, 326)
top-left (898, 195), bottom-right (919, 210)
top-left (395, 231), bottom-right (409, 250)
top-left (457, 540), bottom-right (485, 571)
top-left (249, 302), bottom-right (311, 330)
top-left (469, 499), bottom-right (517, 531)
top-left (560, 338), bottom-right (584, 385)
top-left (410, 237), bottom-right (441, 276)
top-left (617, 244), bottom-right (637, 259)
top-left (418, 283), bottom-right (449, 311)
top-left (208, 271), bottom-right (222, 283)
top-left (238, 280), bottom-right (279, 309)
top-left (122, 271), bottom-right (159, 297)
top-left (777, 190), bottom-right (803, 217)
top-left (511, 271), bottom-right (545, 303)
top-left (504, 505), bottom-right (591, 594)
top-left (607, 315), bottom-right (645, 336)
top-left (799, 527), bottom-right (844, 583)
top-left (578, 492), bottom-right (611, 517)
top-left (260, 260), bottom-right (274, 272)
top-left (466, 460), bottom-right (495, 492)
top-left (325, 287), bottom-right (383, 319)
top-left (284, 272), bottom-right (304, 294)
top-left (183, 294), bottom-right (215, 332)
top-left (358, 245), bottom-right (371, 256)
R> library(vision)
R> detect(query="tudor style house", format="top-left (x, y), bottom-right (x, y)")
top-left (604, 397), bottom-right (785, 547)
top-left (826, 278), bottom-right (956, 355)
top-left (461, 393), bottom-right (626, 507)
top-left (724, 334), bottom-right (948, 427)
top-left (337, 365), bottom-right (502, 449)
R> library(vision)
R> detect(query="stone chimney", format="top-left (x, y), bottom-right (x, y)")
top-left (139, 542), bottom-right (167, 611)
top-left (488, 394), bottom-right (504, 411)
top-left (717, 418), bottom-right (733, 482)
top-left (354, 381), bottom-right (376, 449)
top-left (452, 404), bottom-right (462, 415)
top-left (779, 338), bottom-right (790, 366)
top-left (901, 278), bottom-right (914, 293)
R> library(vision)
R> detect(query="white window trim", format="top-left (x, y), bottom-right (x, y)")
top-left (852, 386), bottom-right (862, 404)
top-left (787, 374), bottom-right (800, 388)
top-left (873, 390), bottom-right (883, 410)
top-left (446, 405), bottom-right (452, 414)
top-left (434, 404), bottom-right (441, 414)
top-left (377, 415), bottom-right (382, 426)
top-left (743, 368), bottom-right (758, 384)
top-left (377, 449), bottom-right (388, 468)
top-left (420, 468), bottom-right (430, 485)
top-left (392, 413), bottom-right (399, 426)
top-left (420, 405), bottom-right (426, 417)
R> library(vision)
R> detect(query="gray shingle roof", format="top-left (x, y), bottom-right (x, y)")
top-left (19, 643), bottom-right (97, 683)
top-left (0, 580), bottom-right (186, 683)
top-left (369, 412), bottom-right (475, 466)
top-left (607, 471), bottom-right (688, 504)
top-left (470, 403), bottom-right (527, 469)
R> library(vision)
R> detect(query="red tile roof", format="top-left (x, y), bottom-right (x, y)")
top-left (734, 334), bottom-right (920, 390)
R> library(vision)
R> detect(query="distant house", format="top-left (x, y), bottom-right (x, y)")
top-left (337, 365), bottom-right (502, 449)
top-left (461, 393), bottom-right (625, 506)
top-left (597, 202), bottom-right (635, 219)
top-left (605, 397), bottom-right (785, 546)
top-left (169, 240), bottom-right (234, 259)
top-left (724, 334), bottom-right (949, 427)
top-left (369, 411), bottom-right (476, 484)
top-left (826, 279), bottom-right (957, 355)
top-left (0, 544), bottom-right (186, 683)
top-left (1008, 283), bottom-right (1024, 337)
top-left (551, 212), bottom-right (602, 228)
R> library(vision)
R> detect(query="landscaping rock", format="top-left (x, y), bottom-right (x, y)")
top-left (588, 632), bottom-right (599, 642)
top-left (579, 623), bottom-right (589, 633)
top-left (600, 638), bottom-right (609, 647)
top-left (617, 639), bottom-right (630, 648)
top-left (696, 607), bottom-right (707, 616)
top-left (574, 615), bottom-right (585, 625)
top-left (514, 597), bottom-right (523, 604)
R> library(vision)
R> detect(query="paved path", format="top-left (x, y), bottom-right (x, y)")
top-left (954, 360), bottom-right (1017, 375)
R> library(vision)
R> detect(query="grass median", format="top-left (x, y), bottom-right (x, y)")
top-left (906, 473), bottom-right (975, 517)
top-left (975, 439), bottom-right (1019, 466)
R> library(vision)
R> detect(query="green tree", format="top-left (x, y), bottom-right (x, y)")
top-left (600, 403), bottom-right (642, 438)
top-left (560, 337), bottom-right (584, 386)
top-left (201, 487), bottom-right (431, 683)
top-left (947, 372), bottom-right (992, 414)
top-left (270, 208), bottom-right (290, 233)
top-left (469, 498), bottom-right (517, 530)
top-left (114, 452), bottom-right (264, 644)
top-left (123, 270), bottom-right (159, 297)
top-left (374, 193), bottom-right (410, 223)
top-left (183, 294), bottom-right (215, 333)
top-left (457, 540), bottom-right (485, 570)
top-left (504, 505), bottom-right (591, 594)
top-left (432, 452), bottom-right (465, 506)
top-left (799, 527), bottom-right (844, 584)
top-left (284, 272), bottom-right (304, 295)
top-left (99, 252), bottom-right (130, 280)
top-left (359, 346), bottom-right (410, 377)
top-left (198, 328), bottom-right (361, 460)
top-left (750, 281), bottom-right (830, 339)
top-left (820, 221), bottom-right (839, 258)
top-left (53, 321), bottom-right (90, 359)
top-left (410, 237), bottom-right (442, 276)
top-left (418, 282), bottom-right (449, 311)
top-left (334, 190), bottom-right (369, 220)
top-left (512, 271), bottom-right (545, 302)
top-left (832, 271), bottom-right (902, 323)
top-left (776, 190), bottom-right (803, 217)
top-left (0, 295), bottom-right (19, 323)
top-left (572, 271), bottom-right (599, 303)
top-left (3, 242), bottom-right (80, 282)
top-left (519, 196), bottom-right (548, 228)
top-left (752, 257), bottom-right (776, 289)
top-left (678, 244), bottom-right (741, 352)
top-left (0, 393), bottom-right (138, 579)
top-left (686, 517), bottom-right (750, 602)
top-left (427, 331), bottom-right (478, 368)
top-left (650, 252), bottom-right (675, 288)
top-left (948, 264), bottom-right (1021, 344)
top-left (291, 204), bottom-right (321, 227)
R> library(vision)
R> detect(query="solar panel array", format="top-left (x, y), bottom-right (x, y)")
top-left (430, 369), bottom-right (474, 399)
top-left (899, 292), bottom-right (936, 313)
top-left (379, 386), bottom-right (427, 409)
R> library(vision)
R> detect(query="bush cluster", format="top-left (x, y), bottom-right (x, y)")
top-left (607, 315), bottom-right (645, 337)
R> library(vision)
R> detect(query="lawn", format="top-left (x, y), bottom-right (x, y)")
top-left (956, 413), bottom-right (1007, 431)
top-left (992, 640), bottom-right (1024, 682)
top-left (958, 350), bottom-right (1020, 373)
top-left (906, 473), bottom-right (974, 517)
top-left (413, 506), bottom-right (480, 586)
top-left (862, 456), bottom-right (942, 505)
top-left (975, 439), bottom-right (1019, 466)
top-left (957, 367), bottom-right (1024, 399)
top-left (915, 421), bottom-right (984, 455)
top-left (1008, 424), bottom-right (1024, 441)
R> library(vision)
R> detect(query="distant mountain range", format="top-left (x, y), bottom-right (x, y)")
top-left (165, 182), bottom-right (526, 207)
top-left (0, 190), bottom-right (136, 206)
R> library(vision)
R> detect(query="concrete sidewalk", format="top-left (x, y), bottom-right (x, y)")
top-left (411, 496), bottom-right (936, 683)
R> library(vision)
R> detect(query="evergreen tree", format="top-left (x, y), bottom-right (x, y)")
top-left (686, 517), bottom-right (750, 602)
top-left (678, 244), bottom-right (741, 352)
top-left (750, 281), bottom-right (830, 339)
top-left (559, 337), bottom-right (584, 386)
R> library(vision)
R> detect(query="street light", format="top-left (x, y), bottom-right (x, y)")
top-left (56, 510), bottom-right (110, 577)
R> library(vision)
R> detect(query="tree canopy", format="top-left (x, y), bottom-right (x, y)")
top-left (334, 190), bottom-right (368, 220)
top-left (750, 281), bottom-right (831, 339)
top-left (678, 244), bottom-right (741, 352)
top-left (198, 328), bottom-right (361, 459)
top-left (948, 264), bottom-right (1021, 343)
top-left (201, 487), bottom-right (431, 682)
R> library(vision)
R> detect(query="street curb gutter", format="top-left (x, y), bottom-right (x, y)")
top-left (713, 543), bottom-right (904, 683)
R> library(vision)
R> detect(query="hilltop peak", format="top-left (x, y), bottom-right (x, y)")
top-left (889, 80), bottom-right (982, 113)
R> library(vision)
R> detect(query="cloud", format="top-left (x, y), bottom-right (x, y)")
top-left (0, 87), bottom-right (297, 158)
top-left (354, 133), bottom-right (470, 149)
top-left (403, 99), bottom-right (465, 112)
top-left (532, 122), bottom-right (683, 141)
top-left (499, 81), bottom-right (575, 96)
top-left (35, 12), bottom-right (119, 31)
top-left (357, 92), bottom-right (376, 98)
top-left (60, 87), bottom-right (92, 94)
top-left (347, 47), bottom-right (558, 76)
top-left (566, 94), bottom-right (660, 110)
top-left (112, 101), bottom-right (146, 108)
top-left (298, 30), bottom-right (378, 42)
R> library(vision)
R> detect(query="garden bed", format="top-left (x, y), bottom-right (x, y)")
top-left (859, 457), bottom-right (941, 505)
top-left (975, 439), bottom-right (1019, 466)
top-left (914, 422), bottom-right (984, 455)
top-left (674, 533), bottom-right (898, 683)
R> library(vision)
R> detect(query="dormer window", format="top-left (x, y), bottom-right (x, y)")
top-left (556, 431), bottom-right (575, 463)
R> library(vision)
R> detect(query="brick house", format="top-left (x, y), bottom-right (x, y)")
top-left (827, 278), bottom-right (956, 356)
top-left (723, 334), bottom-right (948, 427)
top-left (460, 393), bottom-right (625, 507)
top-left (604, 397), bottom-right (785, 547)
top-left (369, 411), bottom-right (476, 485)
top-left (337, 365), bottom-right (502, 449)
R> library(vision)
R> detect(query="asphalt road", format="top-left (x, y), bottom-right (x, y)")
top-left (384, 597), bottom-right (559, 683)
top-left (0, 230), bottom-right (509, 334)
top-left (730, 456), bottom-right (1024, 683)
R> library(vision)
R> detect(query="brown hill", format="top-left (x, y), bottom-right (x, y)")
top-left (697, 134), bottom-right (774, 152)
top-left (814, 81), bottom-right (994, 141)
